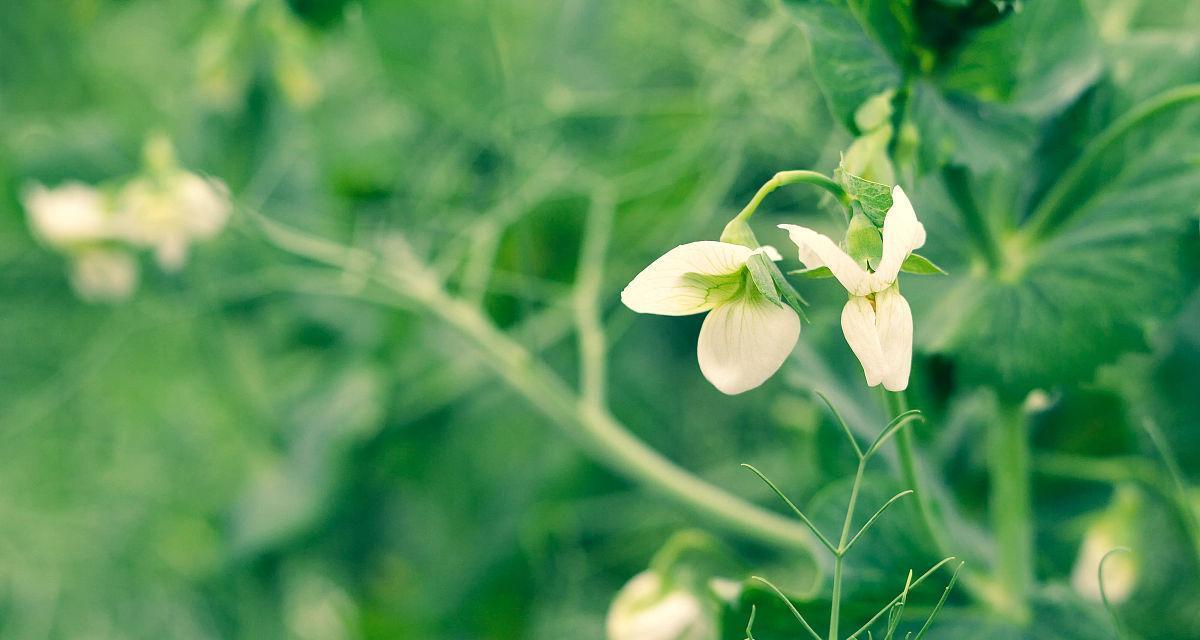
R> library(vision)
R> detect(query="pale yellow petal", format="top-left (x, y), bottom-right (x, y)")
top-left (697, 295), bottom-right (800, 395)
top-left (778, 224), bottom-right (873, 295)
top-left (875, 286), bottom-right (913, 391)
top-left (841, 296), bottom-right (887, 388)
top-left (874, 185), bottom-right (926, 288)
top-left (621, 241), bottom-right (752, 316)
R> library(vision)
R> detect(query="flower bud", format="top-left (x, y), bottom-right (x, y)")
top-left (606, 571), bottom-right (719, 640)
top-left (1070, 485), bottom-right (1141, 603)
top-left (845, 212), bottom-right (883, 267)
top-left (853, 89), bottom-right (895, 133)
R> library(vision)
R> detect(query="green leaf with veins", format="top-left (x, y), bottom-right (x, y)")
top-left (917, 588), bottom-right (1116, 639)
top-left (778, 0), bottom-right (902, 131)
top-left (837, 164), bottom-right (894, 227)
top-left (790, 266), bottom-right (836, 279)
top-left (846, 0), bottom-right (918, 70)
top-left (910, 83), bottom-right (1036, 174)
top-left (901, 253), bottom-right (946, 275)
top-left (908, 93), bottom-right (1200, 392)
top-left (939, 0), bottom-right (1103, 118)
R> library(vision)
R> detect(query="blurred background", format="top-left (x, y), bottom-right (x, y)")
top-left (1, 0), bottom-right (1197, 638)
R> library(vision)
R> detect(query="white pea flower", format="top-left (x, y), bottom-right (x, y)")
top-left (779, 186), bottom-right (925, 391)
top-left (1071, 486), bottom-right (1140, 604)
top-left (621, 242), bottom-right (800, 395)
top-left (22, 182), bottom-right (115, 248)
top-left (69, 248), bottom-right (139, 302)
top-left (606, 571), bottom-right (718, 640)
top-left (115, 172), bottom-right (232, 271)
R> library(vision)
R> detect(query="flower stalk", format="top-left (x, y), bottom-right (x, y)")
top-left (988, 400), bottom-right (1033, 622)
top-left (730, 170), bottom-right (852, 226)
top-left (247, 209), bottom-right (826, 555)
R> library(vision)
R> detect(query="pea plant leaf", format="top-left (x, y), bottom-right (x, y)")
top-left (778, 0), bottom-right (902, 131)
top-left (909, 84), bottom-right (1036, 174)
top-left (937, 0), bottom-right (1103, 119)
top-left (837, 163), bottom-right (894, 226)
top-left (911, 97), bottom-right (1200, 392)
top-left (900, 253), bottom-right (946, 275)
top-left (908, 0), bottom-right (1100, 176)
top-left (918, 588), bottom-right (1117, 639)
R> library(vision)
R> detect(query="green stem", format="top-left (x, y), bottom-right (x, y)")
top-left (884, 390), bottom-right (999, 610)
top-left (1023, 84), bottom-right (1200, 239)
top-left (885, 391), bottom-right (942, 549)
top-left (421, 282), bottom-right (827, 553)
top-left (733, 170), bottom-right (851, 224)
top-left (830, 460), bottom-right (867, 640)
top-left (1142, 419), bottom-right (1200, 567)
top-left (840, 462), bottom-right (867, 549)
top-left (988, 401), bottom-right (1032, 622)
top-left (830, 556), bottom-right (844, 640)
top-left (249, 211), bottom-right (824, 555)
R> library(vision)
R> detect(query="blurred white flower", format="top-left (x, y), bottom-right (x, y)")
top-left (780, 186), bottom-right (925, 391)
top-left (1071, 486), bottom-right (1140, 604)
top-left (606, 571), bottom-right (718, 640)
top-left (621, 242), bottom-right (800, 395)
top-left (69, 248), bottom-right (139, 302)
top-left (22, 182), bottom-right (115, 248)
top-left (115, 172), bottom-right (232, 271)
top-left (21, 137), bottom-right (232, 303)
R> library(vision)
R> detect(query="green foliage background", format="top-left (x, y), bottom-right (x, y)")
top-left (0, 0), bottom-right (1198, 638)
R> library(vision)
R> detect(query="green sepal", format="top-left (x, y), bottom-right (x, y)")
top-left (770, 263), bottom-right (807, 305)
top-left (780, 290), bottom-right (808, 323)
top-left (747, 252), bottom-right (808, 321)
top-left (720, 218), bottom-right (760, 249)
top-left (788, 266), bottom-right (835, 279)
top-left (900, 252), bottom-right (948, 275)
top-left (768, 260), bottom-right (809, 321)
top-left (836, 159), bottom-right (894, 227)
top-left (745, 252), bottom-right (783, 307)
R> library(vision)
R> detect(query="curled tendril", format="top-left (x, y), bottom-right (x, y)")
top-left (1098, 547), bottom-right (1132, 640)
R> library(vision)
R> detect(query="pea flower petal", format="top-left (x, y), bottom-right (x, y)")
top-left (22, 182), bottom-right (114, 248)
top-left (777, 224), bottom-right (874, 295)
top-left (115, 173), bottom-right (232, 271)
top-left (697, 292), bottom-right (801, 395)
top-left (875, 285), bottom-right (914, 392)
top-left (622, 240), bottom-right (800, 394)
top-left (781, 185), bottom-right (925, 391)
top-left (873, 185), bottom-right (925, 287)
top-left (606, 571), bottom-right (718, 640)
top-left (621, 241), bottom-right (752, 316)
top-left (841, 295), bottom-right (888, 387)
